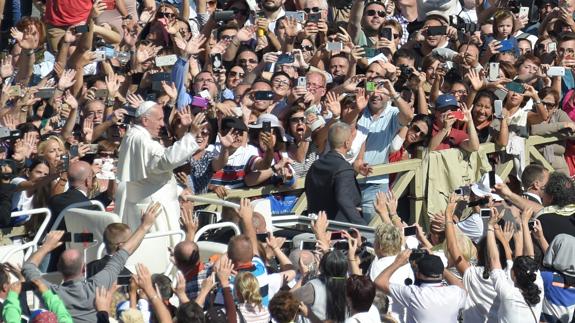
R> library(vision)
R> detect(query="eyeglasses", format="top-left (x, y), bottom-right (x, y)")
top-left (200, 129), bottom-right (211, 137)
top-left (300, 45), bottom-right (314, 52)
top-left (304, 7), bottom-right (321, 13)
top-left (542, 101), bottom-right (556, 107)
top-left (290, 117), bottom-right (305, 124)
top-left (273, 79), bottom-right (290, 87)
top-left (307, 82), bottom-right (324, 90)
top-left (220, 35), bottom-right (234, 41)
top-left (158, 11), bottom-right (176, 19)
top-left (239, 58), bottom-right (258, 64)
top-left (365, 10), bottom-right (386, 18)
top-left (228, 71), bottom-right (245, 78)
top-left (410, 124), bottom-right (426, 136)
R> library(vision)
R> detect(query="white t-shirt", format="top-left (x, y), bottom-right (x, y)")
top-left (369, 255), bottom-right (414, 322)
top-left (388, 282), bottom-right (467, 323)
top-left (492, 269), bottom-right (544, 323)
top-left (10, 177), bottom-right (33, 212)
top-left (462, 261), bottom-right (514, 323)
top-left (344, 307), bottom-right (381, 323)
top-left (457, 212), bottom-right (485, 244)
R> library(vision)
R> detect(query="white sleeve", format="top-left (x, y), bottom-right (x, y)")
top-left (154, 133), bottom-right (200, 172)
top-left (390, 134), bottom-right (405, 153)
top-left (387, 283), bottom-right (412, 308)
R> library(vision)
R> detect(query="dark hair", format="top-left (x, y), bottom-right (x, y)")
top-left (392, 48), bottom-right (416, 65)
top-left (515, 53), bottom-right (541, 70)
top-left (0, 266), bottom-right (8, 288)
top-left (269, 291), bottom-right (300, 323)
top-left (477, 236), bottom-right (508, 278)
top-left (513, 256), bottom-right (541, 305)
top-left (407, 114), bottom-right (433, 148)
top-left (16, 123), bottom-right (40, 138)
top-left (346, 275), bottom-right (376, 312)
top-left (544, 172), bottom-right (575, 207)
top-left (176, 301), bottom-right (205, 322)
top-left (152, 274), bottom-right (173, 300)
top-left (559, 32), bottom-right (575, 44)
top-left (538, 87), bottom-right (560, 106)
top-left (319, 250), bottom-right (348, 322)
top-left (28, 158), bottom-right (50, 173)
top-left (521, 163), bottom-right (547, 190)
top-left (473, 90), bottom-right (497, 107)
top-left (271, 71), bottom-right (293, 86)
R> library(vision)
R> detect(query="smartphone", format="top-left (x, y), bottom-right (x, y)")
top-left (548, 42), bottom-right (557, 52)
top-left (211, 53), bottom-right (223, 69)
top-left (499, 39), bottom-right (514, 52)
top-left (380, 27), bottom-right (393, 41)
top-left (299, 241), bottom-right (316, 250)
top-left (528, 221), bottom-right (535, 231)
top-left (69, 145), bottom-right (79, 158)
top-left (256, 233), bottom-right (268, 242)
top-left (365, 81), bottom-right (376, 92)
top-left (494, 100), bottom-right (503, 118)
top-left (94, 88), bottom-right (109, 99)
top-left (519, 6), bottom-right (529, 18)
top-left (403, 226), bottom-right (417, 236)
top-left (364, 47), bottom-right (377, 58)
top-left (426, 26), bottom-right (447, 36)
top-left (191, 96), bottom-right (209, 108)
top-left (35, 87), bottom-right (56, 99)
top-left (451, 110), bottom-right (465, 120)
top-left (117, 275), bottom-right (131, 286)
top-left (330, 231), bottom-right (344, 240)
top-left (61, 154), bottom-right (70, 171)
top-left (307, 12), bottom-right (321, 22)
top-left (455, 186), bottom-right (471, 195)
top-left (480, 208), bottom-right (491, 218)
top-left (505, 81), bottom-right (525, 94)
top-left (254, 91), bottom-right (274, 100)
top-left (88, 144), bottom-right (99, 154)
top-left (94, 51), bottom-right (107, 62)
top-left (489, 62), bottom-right (500, 82)
top-left (73, 24), bottom-right (89, 34)
top-left (277, 53), bottom-right (294, 65)
top-left (326, 42), bottom-right (343, 52)
top-left (195, 211), bottom-right (217, 228)
top-left (262, 121), bottom-right (272, 133)
top-left (74, 233), bottom-right (94, 243)
top-left (297, 76), bottom-right (307, 88)
top-left (8, 85), bottom-right (21, 97)
top-left (152, 72), bottom-right (171, 91)
top-left (102, 0), bottom-right (115, 10)
top-left (60, 232), bottom-right (72, 242)
top-left (489, 170), bottom-right (496, 188)
top-left (547, 66), bottom-right (566, 77)
top-left (214, 10), bottom-right (235, 22)
top-left (284, 11), bottom-right (305, 23)
top-left (155, 54), bottom-right (178, 67)
top-left (333, 240), bottom-right (349, 250)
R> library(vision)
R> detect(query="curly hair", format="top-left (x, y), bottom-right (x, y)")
top-left (513, 256), bottom-right (541, 306)
top-left (374, 224), bottom-right (402, 256)
top-left (235, 272), bottom-right (263, 308)
top-left (269, 291), bottom-right (300, 323)
top-left (543, 172), bottom-right (575, 207)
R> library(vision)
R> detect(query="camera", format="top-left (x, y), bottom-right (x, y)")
top-left (0, 159), bottom-right (16, 181)
top-left (0, 127), bottom-right (20, 140)
top-left (399, 65), bottom-right (413, 78)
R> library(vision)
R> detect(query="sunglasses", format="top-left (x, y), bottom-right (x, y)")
top-left (98, 152), bottom-right (115, 158)
top-left (411, 124), bottom-right (426, 136)
top-left (158, 11), bottom-right (176, 19)
top-left (290, 117), bottom-right (305, 123)
top-left (304, 7), bottom-right (321, 13)
top-left (220, 35), bottom-right (234, 41)
top-left (239, 58), bottom-right (258, 64)
top-left (228, 71), bottom-right (245, 78)
top-left (299, 45), bottom-right (314, 52)
top-left (366, 10), bottom-right (386, 18)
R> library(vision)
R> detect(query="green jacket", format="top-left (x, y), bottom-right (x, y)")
top-left (2, 289), bottom-right (73, 323)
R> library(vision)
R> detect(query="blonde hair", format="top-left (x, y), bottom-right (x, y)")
top-left (235, 272), bottom-right (263, 308)
top-left (119, 308), bottom-right (144, 323)
top-left (374, 224), bottom-right (402, 256)
top-left (37, 136), bottom-right (65, 156)
top-left (435, 226), bottom-right (477, 263)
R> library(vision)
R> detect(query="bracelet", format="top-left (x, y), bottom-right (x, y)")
top-left (348, 258), bottom-right (358, 262)
top-left (392, 93), bottom-right (401, 101)
top-left (150, 294), bottom-right (159, 301)
top-left (446, 221), bottom-right (454, 225)
top-left (534, 100), bottom-right (542, 105)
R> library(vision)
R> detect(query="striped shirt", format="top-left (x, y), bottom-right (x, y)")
top-left (209, 145), bottom-right (259, 189)
top-left (357, 104), bottom-right (402, 185)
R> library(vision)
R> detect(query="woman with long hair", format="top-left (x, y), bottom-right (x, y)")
top-left (293, 250), bottom-right (348, 322)
top-left (234, 272), bottom-right (270, 323)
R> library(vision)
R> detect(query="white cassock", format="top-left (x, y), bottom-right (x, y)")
top-left (115, 125), bottom-right (199, 234)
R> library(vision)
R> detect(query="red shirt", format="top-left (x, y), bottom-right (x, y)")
top-left (431, 123), bottom-right (469, 151)
top-left (45, 0), bottom-right (92, 27)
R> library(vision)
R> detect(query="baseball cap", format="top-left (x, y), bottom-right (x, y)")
top-left (417, 254), bottom-right (444, 277)
top-left (221, 117), bottom-right (248, 132)
top-left (435, 94), bottom-right (459, 111)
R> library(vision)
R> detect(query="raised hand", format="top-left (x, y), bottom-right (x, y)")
top-left (91, 0), bottom-right (108, 18)
top-left (95, 285), bottom-right (117, 312)
top-left (175, 34), bottom-right (207, 56)
top-left (190, 112), bottom-right (206, 136)
top-left (126, 93), bottom-right (145, 107)
top-left (176, 106), bottom-right (193, 128)
top-left (0, 55), bottom-right (13, 79)
top-left (325, 91), bottom-right (342, 118)
top-left (82, 116), bottom-right (94, 143)
top-left (161, 81), bottom-right (177, 101)
top-left (105, 73), bottom-right (121, 99)
top-left (141, 202), bottom-right (162, 228)
top-left (58, 69), bottom-right (77, 91)
top-left (236, 26), bottom-right (256, 42)
top-left (11, 27), bottom-right (38, 50)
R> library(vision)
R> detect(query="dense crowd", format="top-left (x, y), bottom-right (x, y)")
top-left (0, 0), bottom-right (574, 322)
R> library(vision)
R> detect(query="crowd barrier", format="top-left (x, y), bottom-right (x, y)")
top-left (195, 135), bottom-right (564, 229)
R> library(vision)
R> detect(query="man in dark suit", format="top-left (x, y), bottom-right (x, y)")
top-left (521, 163), bottom-right (549, 205)
top-left (48, 161), bottom-right (112, 227)
top-left (86, 223), bottom-right (132, 278)
top-left (305, 123), bottom-right (367, 225)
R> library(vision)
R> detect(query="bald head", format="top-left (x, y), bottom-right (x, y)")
top-left (328, 122), bottom-right (352, 149)
top-left (174, 241), bottom-right (200, 270)
top-left (252, 212), bottom-right (267, 234)
top-left (68, 161), bottom-right (93, 189)
top-left (228, 235), bottom-right (253, 264)
top-left (58, 249), bottom-right (84, 279)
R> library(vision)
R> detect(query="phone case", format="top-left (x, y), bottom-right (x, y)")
top-left (451, 110), bottom-right (465, 120)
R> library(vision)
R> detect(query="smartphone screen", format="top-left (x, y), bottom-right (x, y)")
top-left (195, 211), bottom-right (217, 228)
top-left (489, 170), bottom-right (496, 188)
top-left (256, 233), bottom-right (268, 242)
top-left (300, 241), bottom-right (316, 250)
top-left (403, 226), bottom-right (417, 236)
top-left (262, 121), bottom-right (272, 133)
top-left (74, 233), bottom-right (94, 243)
top-left (480, 208), bottom-right (491, 218)
top-left (330, 231), bottom-right (344, 240)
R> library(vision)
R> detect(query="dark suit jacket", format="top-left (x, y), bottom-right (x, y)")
top-left (522, 193), bottom-right (542, 205)
top-left (305, 150), bottom-right (366, 225)
top-left (47, 188), bottom-right (112, 229)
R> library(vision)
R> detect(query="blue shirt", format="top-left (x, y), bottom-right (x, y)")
top-left (357, 104), bottom-right (402, 184)
top-left (171, 57), bottom-right (193, 109)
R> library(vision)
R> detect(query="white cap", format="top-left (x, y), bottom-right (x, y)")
top-left (471, 172), bottom-right (504, 202)
top-left (135, 101), bottom-right (157, 118)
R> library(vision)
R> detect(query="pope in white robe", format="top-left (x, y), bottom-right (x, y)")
top-left (115, 101), bottom-right (199, 234)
